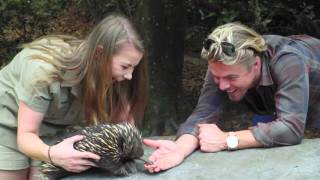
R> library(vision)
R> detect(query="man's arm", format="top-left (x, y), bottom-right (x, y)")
top-left (251, 54), bottom-right (309, 147)
top-left (143, 134), bottom-right (198, 173)
top-left (235, 129), bottom-right (264, 149)
top-left (198, 54), bottom-right (309, 151)
top-left (198, 124), bottom-right (263, 152)
top-left (177, 68), bottom-right (226, 138)
top-left (175, 134), bottom-right (199, 157)
top-left (144, 68), bottom-right (225, 173)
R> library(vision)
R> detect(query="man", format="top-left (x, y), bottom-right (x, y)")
top-left (144, 22), bottom-right (320, 173)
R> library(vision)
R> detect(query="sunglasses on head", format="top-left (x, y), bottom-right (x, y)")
top-left (203, 39), bottom-right (236, 57)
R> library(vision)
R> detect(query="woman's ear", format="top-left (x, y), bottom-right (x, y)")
top-left (94, 45), bottom-right (104, 58)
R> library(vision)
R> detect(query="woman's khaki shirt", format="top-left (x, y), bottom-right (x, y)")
top-left (0, 42), bottom-right (82, 149)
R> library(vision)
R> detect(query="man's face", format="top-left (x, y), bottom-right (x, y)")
top-left (209, 57), bottom-right (261, 101)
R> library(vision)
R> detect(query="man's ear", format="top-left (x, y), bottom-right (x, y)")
top-left (253, 56), bottom-right (261, 70)
top-left (94, 45), bottom-right (104, 58)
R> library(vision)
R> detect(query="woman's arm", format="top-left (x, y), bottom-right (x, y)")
top-left (17, 101), bottom-right (49, 161)
top-left (17, 101), bottom-right (100, 172)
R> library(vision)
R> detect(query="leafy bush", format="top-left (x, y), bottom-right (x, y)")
top-left (0, 0), bottom-right (66, 65)
top-left (184, 0), bottom-right (320, 53)
top-left (76, 0), bottom-right (140, 19)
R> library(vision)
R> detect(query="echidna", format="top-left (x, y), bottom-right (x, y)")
top-left (40, 123), bottom-right (145, 180)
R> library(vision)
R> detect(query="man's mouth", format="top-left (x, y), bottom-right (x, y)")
top-left (227, 89), bottom-right (237, 93)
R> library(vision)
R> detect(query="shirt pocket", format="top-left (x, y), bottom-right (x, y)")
top-left (45, 87), bottom-right (72, 120)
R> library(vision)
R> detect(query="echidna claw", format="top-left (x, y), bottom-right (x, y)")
top-left (138, 158), bottom-right (153, 165)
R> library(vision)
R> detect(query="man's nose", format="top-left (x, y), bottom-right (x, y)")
top-left (218, 79), bottom-right (230, 91)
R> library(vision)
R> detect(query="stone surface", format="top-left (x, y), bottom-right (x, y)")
top-left (63, 137), bottom-right (320, 180)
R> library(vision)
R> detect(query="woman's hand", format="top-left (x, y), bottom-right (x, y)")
top-left (49, 135), bottom-right (100, 173)
top-left (143, 139), bottom-right (185, 173)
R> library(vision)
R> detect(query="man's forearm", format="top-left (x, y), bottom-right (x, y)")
top-left (234, 129), bottom-right (264, 149)
top-left (176, 134), bottom-right (199, 158)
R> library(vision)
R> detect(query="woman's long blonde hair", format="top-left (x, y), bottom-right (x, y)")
top-left (23, 14), bottom-right (148, 125)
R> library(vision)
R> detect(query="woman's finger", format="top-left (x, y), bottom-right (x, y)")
top-left (77, 159), bottom-right (97, 167)
top-left (76, 151), bottom-right (100, 161)
top-left (63, 135), bottom-right (84, 144)
top-left (69, 165), bottom-right (92, 173)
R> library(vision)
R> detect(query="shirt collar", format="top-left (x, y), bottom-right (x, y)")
top-left (60, 70), bottom-right (82, 97)
top-left (257, 52), bottom-right (274, 87)
top-left (70, 84), bottom-right (81, 97)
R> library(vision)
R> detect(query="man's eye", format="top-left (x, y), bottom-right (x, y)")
top-left (228, 77), bottom-right (238, 81)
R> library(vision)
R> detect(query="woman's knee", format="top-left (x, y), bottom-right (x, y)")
top-left (0, 144), bottom-right (30, 179)
top-left (0, 169), bottom-right (28, 180)
top-left (29, 167), bottom-right (40, 180)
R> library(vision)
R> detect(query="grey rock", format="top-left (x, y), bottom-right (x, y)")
top-left (63, 137), bottom-right (320, 180)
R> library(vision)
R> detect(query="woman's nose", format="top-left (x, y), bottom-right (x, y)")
top-left (124, 72), bottom-right (132, 80)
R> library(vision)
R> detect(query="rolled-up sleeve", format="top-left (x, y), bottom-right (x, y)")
top-left (14, 60), bottom-right (53, 113)
top-left (177, 68), bottom-right (226, 138)
top-left (251, 54), bottom-right (308, 147)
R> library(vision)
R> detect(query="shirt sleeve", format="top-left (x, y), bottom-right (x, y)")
top-left (177, 68), bottom-right (226, 138)
top-left (14, 59), bottom-right (54, 113)
top-left (251, 53), bottom-right (308, 147)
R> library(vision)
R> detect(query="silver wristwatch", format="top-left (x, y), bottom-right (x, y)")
top-left (226, 132), bottom-right (239, 150)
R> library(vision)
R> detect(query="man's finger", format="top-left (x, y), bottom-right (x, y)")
top-left (198, 123), bottom-right (218, 129)
top-left (144, 164), bottom-right (156, 173)
top-left (143, 139), bottom-right (161, 149)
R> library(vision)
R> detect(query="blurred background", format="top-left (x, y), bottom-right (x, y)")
top-left (0, 0), bottom-right (319, 137)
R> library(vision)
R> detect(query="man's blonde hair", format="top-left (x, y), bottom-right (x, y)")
top-left (201, 22), bottom-right (267, 68)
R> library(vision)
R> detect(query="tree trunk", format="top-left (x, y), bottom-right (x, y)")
top-left (135, 0), bottom-right (185, 136)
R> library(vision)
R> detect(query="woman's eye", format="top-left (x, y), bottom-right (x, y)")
top-left (121, 65), bottom-right (128, 69)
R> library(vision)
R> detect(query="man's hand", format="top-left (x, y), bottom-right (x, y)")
top-left (143, 139), bottom-right (185, 173)
top-left (198, 124), bottom-right (228, 152)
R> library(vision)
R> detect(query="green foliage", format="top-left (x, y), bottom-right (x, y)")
top-left (251, 0), bottom-right (320, 36)
top-left (76, 0), bottom-right (140, 19)
top-left (0, 0), bottom-right (66, 65)
top-left (184, 0), bottom-right (320, 53)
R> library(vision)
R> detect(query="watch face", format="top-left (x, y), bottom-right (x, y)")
top-left (227, 135), bottom-right (238, 149)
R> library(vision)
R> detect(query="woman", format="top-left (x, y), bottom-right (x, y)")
top-left (0, 14), bottom-right (148, 179)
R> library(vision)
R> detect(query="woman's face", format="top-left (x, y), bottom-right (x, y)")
top-left (112, 43), bottom-right (143, 82)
